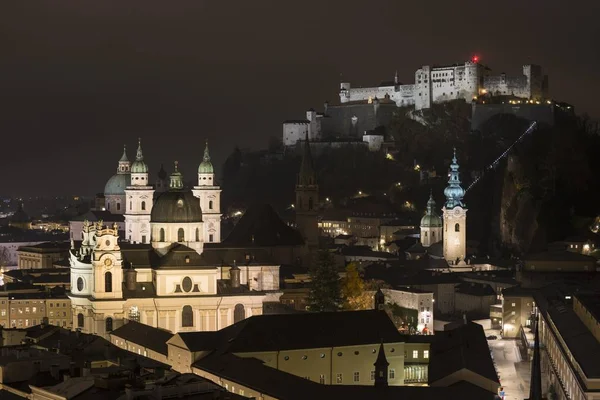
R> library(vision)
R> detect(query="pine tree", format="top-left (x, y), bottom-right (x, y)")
top-left (308, 250), bottom-right (342, 312)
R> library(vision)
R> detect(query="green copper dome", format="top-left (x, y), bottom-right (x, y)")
top-left (131, 138), bottom-right (149, 174)
top-left (105, 173), bottom-right (129, 195)
top-left (198, 141), bottom-right (214, 174)
top-left (421, 192), bottom-right (442, 227)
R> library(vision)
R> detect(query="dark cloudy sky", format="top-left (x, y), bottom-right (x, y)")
top-left (1, 0), bottom-right (598, 197)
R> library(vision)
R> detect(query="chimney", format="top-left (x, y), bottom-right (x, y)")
top-left (230, 263), bottom-right (241, 289)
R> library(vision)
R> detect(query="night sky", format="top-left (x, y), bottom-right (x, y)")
top-left (1, 0), bottom-right (598, 197)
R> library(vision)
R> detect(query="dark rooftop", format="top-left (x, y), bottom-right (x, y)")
top-left (110, 320), bottom-right (174, 356)
top-left (71, 210), bottom-right (125, 222)
top-left (455, 282), bottom-right (496, 297)
top-left (222, 204), bottom-right (304, 247)
top-left (525, 250), bottom-right (597, 263)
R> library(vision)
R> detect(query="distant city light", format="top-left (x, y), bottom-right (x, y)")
top-left (358, 191), bottom-right (362, 195)
top-left (472, 55), bottom-right (479, 63)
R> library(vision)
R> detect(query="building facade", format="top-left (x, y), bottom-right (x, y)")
top-left (192, 142), bottom-right (222, 243)
top-left (124, 139), bottom-right (154, 244)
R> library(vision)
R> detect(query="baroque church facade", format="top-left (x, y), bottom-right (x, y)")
top-left (69, 140), bottom-right (280, 339)
top-left (419, 149), bottom-right (468, 265)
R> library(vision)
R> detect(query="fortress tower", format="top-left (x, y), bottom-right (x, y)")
top-left (442, 149), bottom-right (467, 265)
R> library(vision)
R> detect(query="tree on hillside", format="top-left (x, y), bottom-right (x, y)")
top-left (308, 250), bottom-right (342, 312)
top-left (341, 263), bottom-right (368, 310)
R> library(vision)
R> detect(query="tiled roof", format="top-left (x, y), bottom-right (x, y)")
top-left (455, 282), bottom-right (496, 297)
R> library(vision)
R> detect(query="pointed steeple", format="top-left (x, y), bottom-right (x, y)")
top-left (527, 320), bottom-right (542, 400)
top-left (443, 147), bottom-right (465, 209)
top-left (394, 70), bottom-right (399, 85)
top-left (169, 161), bottom-right (184, 189)
top-left (120, 145), bottom-right (129, 162)
top-left (421, 190), bottom-right (442, 228)
top-left (118, 145), bottom-right (131, 174)
top-left (298, 133), bottom-right (315, 187)
top-left (157, 163), bottom-right (167, 180)
top-left (374, 341), bottom-right (389, 387)
top-left (135, 138), bottom-right (144, 161)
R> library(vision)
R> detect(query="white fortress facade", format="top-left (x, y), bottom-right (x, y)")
top-left (339, 61), bottom-right (547, 111)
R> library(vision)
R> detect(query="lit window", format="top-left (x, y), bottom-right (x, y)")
top-left (389, 369), bottom-right (395, 379)
top-left (512, 303), bottom-right (516, 307)
top-left (336, 374), bottom-right (343, 384)
top-left (319, 374), bottom-right (325, 384)
top-left (424, 350), bottom-right (429, 359)
top-left (413, 350), bottom-right (418, 358)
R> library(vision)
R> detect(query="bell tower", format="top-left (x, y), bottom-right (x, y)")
top-left (192, 140), bottom-right (222, 243)
top-left (92, 222), bottom-right (124, 300)
top-left (125, 138), bottom-right (154, 244)
top-left (295, 134), bottom-right (319, 248)
top-left (442, 148), bottom-right (467, 265)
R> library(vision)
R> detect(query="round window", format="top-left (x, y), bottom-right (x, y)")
top-left (302, 355), bottom-right (307, 360)
top-left (320, 353), bottom-right (325, 358)
top-left (284, 356), bottom-right (289, 361)
top-left (105, 240), bottom-right (111, 246)
top-left (182, 277), bottom-right (193, 292)
top-left (77, 277), bottom-right (84, 292)
top-left (337, 352), bottom-right (343, 357)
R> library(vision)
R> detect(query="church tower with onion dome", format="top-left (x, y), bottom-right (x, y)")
top-left (420, 192), bottom-right (443, 247)
top-left (442, 148), bottom-right (467, 265)
top-left (124, 139), bottom-right (154, 244)
top-left (192, 140), bottom-right (222, 243)
top-left (104, 146), bottom-right (130, 214)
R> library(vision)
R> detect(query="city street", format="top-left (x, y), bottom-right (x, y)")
top-left (486, 329), bottom-right (531, 400)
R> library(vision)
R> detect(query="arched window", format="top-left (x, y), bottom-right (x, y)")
top-left (130, 201), bottom-right (132, 210)
top-left (432, 231), bottom-right (435, 238)
top-left (178, 228), bottom-right (185, 242)
top-left (116, 203), bottom-right (121, 211)
top-left (424, 231), bottom-right (428, 237)
top-left (141, 201), bottom-right (146, 211)
top-left (195, 228), bottom-right (200, 242)
top-left (77, 313), bottom-right (84, 328)
top-left (77, 277), bottom-right (84, 292)
top-left (105, 271), bottom-right (112, 292)
top-left (234, 304), bottom-right (245, 323)
top-left (298, 197), bottom-right (303, 209)
top-left (106, 317), bottom-right (113, 332)
top-left (308, 197), bottom-right (313, 210)
top-left (209, 200), bottom-right (213, 210)
top-left (107, 203), bottom-right (111, 211)
top-left (455, 223), bottom-right (460, 232)
top-left (159, 228), bottom-right (165, 242)
top-left (182, 305), bottom-right (193, 327)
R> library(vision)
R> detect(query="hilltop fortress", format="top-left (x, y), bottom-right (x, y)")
top-left (283, 59), bottom-right (550, 148)
top-left (340, 60), bottom-right (548, 110)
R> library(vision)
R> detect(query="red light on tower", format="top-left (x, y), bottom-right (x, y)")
top-left (472, 55), bottom-right (480, 63)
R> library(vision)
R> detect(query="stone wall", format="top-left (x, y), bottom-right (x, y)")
top-left (471, 103), bottom-right (555, 131)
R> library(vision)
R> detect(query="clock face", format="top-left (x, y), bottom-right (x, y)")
top-left (104, 258), bottom-right (113, 267)
top-left (105, 239), bottom-right (111, 246)
top-left (454, 209), bottom-right (460, 215)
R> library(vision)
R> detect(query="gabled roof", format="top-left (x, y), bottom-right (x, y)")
top-left (222, 204), bottom-right (304, 247)
top-left (110, 321), bottom-right (174, 356)
top-left (429, 323), bottom-right (499, 386)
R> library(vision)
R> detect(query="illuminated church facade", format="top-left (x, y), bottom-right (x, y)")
top-left (69, 141), bottom-right (280, 339)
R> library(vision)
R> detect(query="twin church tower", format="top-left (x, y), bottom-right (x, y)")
top-left (420, 149), bottom-right (468, 265)
top-left (117, 139), bottom-right (221, 245)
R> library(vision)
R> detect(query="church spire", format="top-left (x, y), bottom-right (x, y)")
top-left (374, 341), bottom-right (389, 387)
top-left (198, 139), bottom-right (214, 175)
top-left (135, 137), bottom-right (144, 161)
top-left (203, 139), bottom-right (211, 163)
top-left (394, 70), bottom-right (399, 85)
top-left (118, 145), bottom-right (131, 174)
top-left (443, 147), bottom-right (465, 209)
top-left (298, 133), bottom-right (315, 187)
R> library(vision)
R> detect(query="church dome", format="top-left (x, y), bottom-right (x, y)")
top-left (104, 173), bottom-right (129, 196)
top-left (131, 139), bottom-right (149, 174)
top-left (151, 191), bottom-right (202, 223)
top-left (198, 141), bottom-right (214, 174)
top-left (421, 213), bottom-right (442, 228)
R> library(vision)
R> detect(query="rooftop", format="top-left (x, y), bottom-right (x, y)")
top-left (110, 320), bottom-right (174, 356)
top-left (455, 282), bottom-right (496, 297)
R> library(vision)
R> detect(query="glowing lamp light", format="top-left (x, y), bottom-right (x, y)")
top-left (472, 55), bottom-right (480, 63)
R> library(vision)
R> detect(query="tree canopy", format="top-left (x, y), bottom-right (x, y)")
top-left (308, 250), bottom-right (342, 312)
